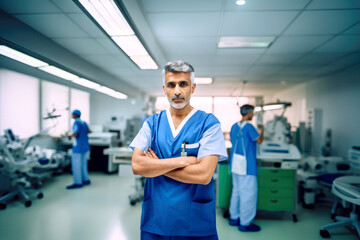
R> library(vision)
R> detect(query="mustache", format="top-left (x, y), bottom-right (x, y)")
top-left (171, 94), bottom-right (185, 100)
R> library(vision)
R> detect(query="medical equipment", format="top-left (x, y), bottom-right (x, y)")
top-left (320, 176), bottom-right (360, 238)
top-left (297, 156), bottom-right (352, 209)
top-left (257, 116), bottom-right (301, 160)
top-left (0, 137), bottom-right (43, 209)
top-left (253, 102), bottom-right (301, 222)
top-left (0, 129), bottom-right (69, 209)
top-left (103, 147), bottom-right (144, 206)
top-left (124, 117), bottom-right (142, 145)
top-left (349, 146), bottom-right (360, 174)
top-left (61, 132), bottom-right (119, 173)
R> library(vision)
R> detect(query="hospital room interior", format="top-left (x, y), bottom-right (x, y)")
top-left (0, 0), bottom-right (360, 239)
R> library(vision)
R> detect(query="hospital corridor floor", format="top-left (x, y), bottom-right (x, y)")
top-left (0, 173), bottom-right (357, 240)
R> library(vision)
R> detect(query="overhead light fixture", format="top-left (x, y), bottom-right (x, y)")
top-left (194, 78), bottom-right (213, 85)
top-left (130, 55), bottom-right (158, 70)
top-left (0, 43), bottom-right (127, 99)
top-left (0, 45), bottom-right (48, 67)
top-left (236, 0), bottom-right (246, 5)
top-left (218, 36), bottom-right (275, 48)
top-left (39, 66), bottom-right (79, 81)
top-left (96, 86), bottom-right (127, 99)
top-left (107, 91), bottom-right (128, 99)
top-left (72, 78), bottom-right (100, 89)
top-left (76, 0), bottom-right (158, 70)
top-left (255, 102), bottom-right (292, 112)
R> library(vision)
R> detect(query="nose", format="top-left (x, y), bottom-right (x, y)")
top-left (174, 84), bottom-right (181, 95)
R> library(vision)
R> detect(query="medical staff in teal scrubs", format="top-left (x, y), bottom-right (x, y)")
top-left (131, 61), bottom-right (227, 240)
top-left (66, 109), bottom-right (91, 189)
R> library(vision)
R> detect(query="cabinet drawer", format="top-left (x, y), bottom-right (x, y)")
top-left (258, 197), bottom-right (293, 211)
top-left (258, 187), bottom-right (293, 198)
top-left (258, 175), bottom-right (294, 188)
top-left (258, 168), bottom-right (295, 177)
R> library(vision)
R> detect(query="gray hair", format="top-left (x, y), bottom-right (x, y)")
top-left (162, 60), bottom-right (195, 85)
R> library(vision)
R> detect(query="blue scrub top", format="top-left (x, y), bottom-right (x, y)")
top-left (230, 122), bottom-right (259, 176)
top-left (130, 109), bottom-right (227, 236)
top-left (72, 118), bottom-right (90, 153)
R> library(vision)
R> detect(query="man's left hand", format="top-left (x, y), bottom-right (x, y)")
top-left (145, 148), bottom-right (159, 159)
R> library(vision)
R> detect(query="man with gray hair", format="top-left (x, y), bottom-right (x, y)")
top-left (130, 60), bottom-right (227, 239)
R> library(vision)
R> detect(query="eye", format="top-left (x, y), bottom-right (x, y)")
top-left (167, 82), bottom-right (175, 88)
top-left (179, 81), bottom-right (188, 87)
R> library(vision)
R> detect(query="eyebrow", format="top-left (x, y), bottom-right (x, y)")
top-left (166, 80), bottom-right (189, 84)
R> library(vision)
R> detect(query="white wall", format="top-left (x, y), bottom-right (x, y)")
top-left (0, 69), bottom-right (39, 138)
top-left (270, 65), bottom-right (360, 157)
top-left (70, 88), bottom-right (90, 124)
top-left (90, 93), bottom-right (144, 134)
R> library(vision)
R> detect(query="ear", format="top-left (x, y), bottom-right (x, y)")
top-left (162, 84), bottom-right (166, 93)
top-left (191, 83), bottom-right (196, 94)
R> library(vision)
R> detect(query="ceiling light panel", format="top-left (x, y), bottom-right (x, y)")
top-left (72, 78), bottom-right (100, 89)
top-left (77, 0), bottom-right (158, 69)
top-left (130, 55), bottom-right (158, 70)
top-left (0, 45), bottom-right (48, 67)
top-left (39, 66), bottom-right (79, 80)
top-left (112, 36), bottom-right (148, 56)
top-left (218, 36), bottom-right (275, 48)
top-left (0, 43), bottom-right (126, 100)
top-left (195, 78), bottom-right (213, 84)
top-left (79, 0), bottom-right (134, 36)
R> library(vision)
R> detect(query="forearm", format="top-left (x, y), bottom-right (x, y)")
top-left (257, 128), bottom-right (264, 144)
top-left (164, 156), bottom-right (218, 185)
top-left (132, 148), bottom-right (192, 177)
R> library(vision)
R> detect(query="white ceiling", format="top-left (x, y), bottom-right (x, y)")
top-left (0, 0), bottom-right (360, 97)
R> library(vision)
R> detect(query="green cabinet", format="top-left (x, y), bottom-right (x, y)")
top-left (217, 163), bottom-right (232, 208)
top-left (257, 168), bottom-right (296, 212)
top-left (217, 165), bottom-right (298, 221)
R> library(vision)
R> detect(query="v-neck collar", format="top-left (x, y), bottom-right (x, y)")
top-left (166, 108), bottom-right (198, 138)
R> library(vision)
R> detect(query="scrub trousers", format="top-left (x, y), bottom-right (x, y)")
top-left (229, 174), bottom-right (258, 226)
top-left (71, 151), bottom-right (90, 185)
top-left (141, 231), bottom-right (218, 240)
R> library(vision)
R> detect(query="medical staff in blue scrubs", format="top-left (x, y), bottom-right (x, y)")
top-left (228, 104), bottom-right (264, 232)
top-left (66, 109), bottom-right (91, 189)
top-left (130, 60), bottom-right (227, 240)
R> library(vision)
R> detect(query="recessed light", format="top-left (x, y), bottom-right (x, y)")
top-left (236, 0), bottom-right (246, 6)
top-left (218, 36), bottom-right (275, 48)
top-left (195, 78), bottom-right (213, 84)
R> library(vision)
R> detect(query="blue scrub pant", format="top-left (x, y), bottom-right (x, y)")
top-left (71, 151), bottom-right (90, 185)
top-left (141, 231), bottom-right (218, 240)
top-left (229, 174), bottom-right (258, 226)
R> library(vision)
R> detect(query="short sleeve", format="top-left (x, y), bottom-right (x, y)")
top-left (129, 121), bottom-right (151, 151)
top-left (247, 124), bottom-right (260, 142)
top-left (198, 123), bottom-right (228, 162)
top-left (73, 122), bottom-right (79, 134)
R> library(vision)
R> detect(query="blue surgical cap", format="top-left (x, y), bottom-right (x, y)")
top-left (72, 109), bottom-right (81, 117)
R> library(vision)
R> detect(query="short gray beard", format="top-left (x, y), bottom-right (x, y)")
top-left (166, 92), bottom-right (191, 110)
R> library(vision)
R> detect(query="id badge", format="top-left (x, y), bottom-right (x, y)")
top-left (181, 143), bottom-right (187, 156)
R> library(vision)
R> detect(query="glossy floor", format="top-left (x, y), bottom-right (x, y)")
top-left (0, 173), bottom-right (357, 240)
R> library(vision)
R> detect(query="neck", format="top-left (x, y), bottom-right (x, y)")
top-left (169, 104), bottom-right (194, 119)
top-left (240, 116), bottom-right (248, 122)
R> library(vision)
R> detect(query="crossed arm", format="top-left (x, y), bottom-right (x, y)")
top-left (131, 148), bottom-right (219, 185)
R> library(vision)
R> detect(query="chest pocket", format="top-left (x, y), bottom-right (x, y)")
top-left (185, 142), bottom-right (200, 157)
